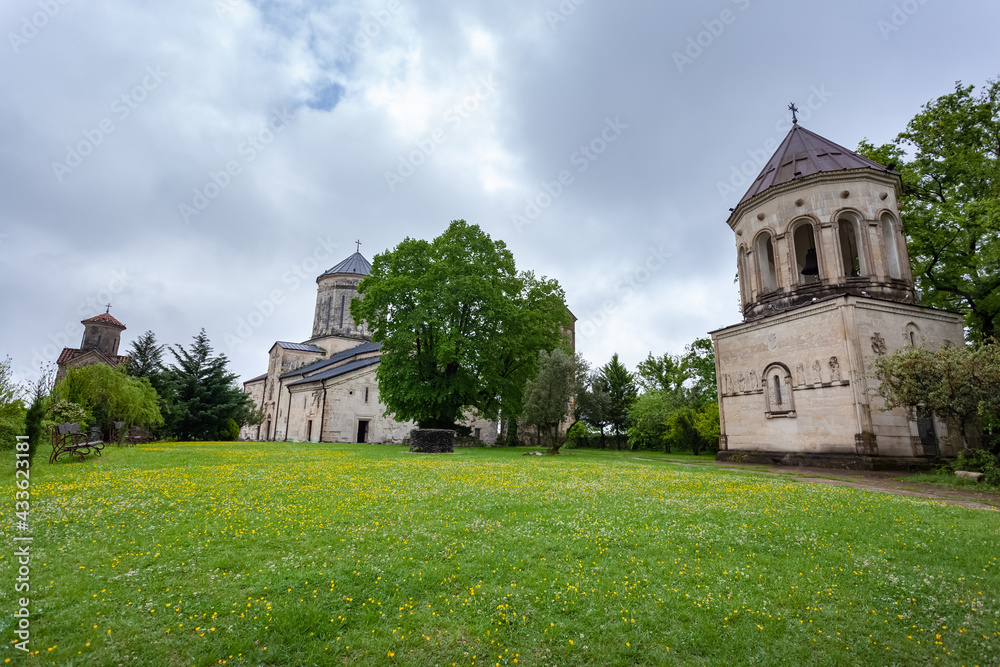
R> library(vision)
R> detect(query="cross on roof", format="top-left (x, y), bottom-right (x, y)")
top-left (355, 239), bottom-right (362, 252)
top-left (788, 102), bottom-right (800, 125)
top-left (105, 303), bottom-right (112, 313)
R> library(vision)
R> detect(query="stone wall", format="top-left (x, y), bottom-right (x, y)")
top-left (713, 296), bottom-right (964, 459)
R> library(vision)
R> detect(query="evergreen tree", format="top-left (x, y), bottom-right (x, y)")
top-left (163, 330), bottom-right (256, 441)
top-left (601, 353), bottom-right (637, 446)
top-left (127, 330), bottom-right (166, 385)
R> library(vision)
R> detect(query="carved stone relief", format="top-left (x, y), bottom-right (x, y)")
top-left (750, 369), bottom-right (760, 391)
top-left (795, 363), bottom-right (805, 386)
top-left (812, 360), bottom-right (823, 384)
top-left (871, 332), bottom-right (888, 356)
top-left (829, 356), bottom-right (842, 382)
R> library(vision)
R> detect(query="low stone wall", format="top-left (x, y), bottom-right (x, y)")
top-left (409, 429), bottom-right (455, 454)
top-left (716, 450), bottom-right (940, 472)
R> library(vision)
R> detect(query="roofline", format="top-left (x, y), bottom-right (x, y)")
top-left (727, 167), bottom-right (902, 229)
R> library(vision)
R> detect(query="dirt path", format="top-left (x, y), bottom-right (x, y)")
top-left (651, 459), bottom-right (1000, 511)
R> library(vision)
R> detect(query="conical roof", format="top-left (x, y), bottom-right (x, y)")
top-left (322, 252), bottom-right (371, 277)
top-left (739, 124), bottom-right (889, 205)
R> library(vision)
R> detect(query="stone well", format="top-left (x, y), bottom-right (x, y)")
top-left (408, 428), bottom-right (455, 454)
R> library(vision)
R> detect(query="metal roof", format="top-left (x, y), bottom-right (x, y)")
top-left (322, 252), bottom-right (371, 277)
top-left (244, 372), bottom-right (268, 384)
top-left (274, 341), bottom-right (326, 353)
top-left (739, 124), bottom-right (889, 205)
top-left (279, 341), bottom-right (382, 379)
top-left (286, 356), bottom-right (380, 386)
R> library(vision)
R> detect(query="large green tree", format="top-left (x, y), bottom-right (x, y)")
top-left (858, 79), bottom-right (1000, 340)
top-left (127, 330), bottom-right (166, 385)
top-left (576, 371), bottom-right (611, 446)
top-left (351, 220), bottom-right (572, 429)
top-left (163, 330), bottom-right (258, 441)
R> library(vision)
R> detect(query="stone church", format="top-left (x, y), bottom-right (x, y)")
top-left (711, 119), bottom-right (965, 467)
top-left (239, 250), bottom-right (498, 444)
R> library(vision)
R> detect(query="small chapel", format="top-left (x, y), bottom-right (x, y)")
top-left (711, 114), bottom-right (966, 467)
top-left (239, 248), bottom-right (499, 444)
top-left (56, 309), bottom-right (129, 381)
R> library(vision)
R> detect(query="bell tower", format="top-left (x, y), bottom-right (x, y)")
top-left (730, 122), bottom-right (915, 321)
top-left (711, 117), bottom-right (965, 467)
top-left (308, 248), bottom-right (371, 344)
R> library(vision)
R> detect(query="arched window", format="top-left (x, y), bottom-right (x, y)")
top-left (904, 322), bottom-right (921, 347)
top-left (762, 363), bottom-right (796, 418)
top-left (756, 233), bottom-right (777, 293)
top-left (881, 213), bottom-right (902, 279)
top-left (837, 213), bottom-right (866, 278)
top-left (792, 221), bottom-right (820, 285)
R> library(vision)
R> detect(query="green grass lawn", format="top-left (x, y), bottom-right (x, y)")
top-left (2, 443), bottom-right (998, 666)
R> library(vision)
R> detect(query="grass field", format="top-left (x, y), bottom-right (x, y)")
top-left (2, 443), bottom-right (998, 666)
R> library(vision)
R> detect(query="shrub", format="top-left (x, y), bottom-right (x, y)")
top-left (950, 449), bottom-right (1000, 485)
top-left (219, 418), bottom-right (240, 442)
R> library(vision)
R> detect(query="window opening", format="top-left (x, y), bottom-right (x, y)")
top-left (757, 233), bottom-right (777, 293)
top-left (881, 214), bottom-right (902, 279)
top-left (838, 218), bottom-right (862, 277)
top-left (793, 224), bottom-right (820, 284)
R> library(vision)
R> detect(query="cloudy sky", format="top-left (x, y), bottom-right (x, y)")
top-left (2, 0), bottom-right (998, 383)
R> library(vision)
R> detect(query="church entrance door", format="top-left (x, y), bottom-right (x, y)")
top-left (357, 420), bottom-right (369, 444)
top-left (917, 407), bottom-right (938, 457)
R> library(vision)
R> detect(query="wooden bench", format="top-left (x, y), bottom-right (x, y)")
top-left (50, 423), bottom-right (105, 463)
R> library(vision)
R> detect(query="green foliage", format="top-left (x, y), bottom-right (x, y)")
top-left (519, 349), bottom-right (582, 454)
top-left (220, 418), bottom-right (240, 442)
top-left (947, 449), bottom-right (1000, 485)
top-left (872, 341), bottom-right (1000, 445)
top-left (693, 402), bottom-right (721, 450)
top-left (627, 390), bottom-right (681, 451)
top-left (602, 353), bottom-right (637, 440)
top-left (0, 356), bottom-right (26, 449)
top-left (626, 338), bottom-right (720, 453)
top-left (162, 329), bottom-right (257, 441)
top-left (857, 78), bottom-right (1000, 340)
top-left (46, 398), bottom-right (89, 425)
top-left (664, 407), bottom-right (700, 454)
top-left (563, 421), bottom-right (597, 450)
top-left (351, 220), bottom-right (571, 429)
top-left (54, 363), bottom-right (163, 438)
top-left (576, 372), bottom-right (611, 444)
top-left (681, 337), bottom-right (718, 409)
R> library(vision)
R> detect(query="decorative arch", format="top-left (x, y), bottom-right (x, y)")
top-left (835, 210), bottom-right (868, 278)
top-left (880, 212), bottom-right (903, 280)
top-left (762, 362), bottom-right (796, 418)
top-left (754, 230), bottom-right (778, 294)
top-left (789, 218), bottom-right (821, 285)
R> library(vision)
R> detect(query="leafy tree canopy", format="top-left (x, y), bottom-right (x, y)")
top-left (0, 356), bottom-right (26, 449)
top-left (352, 220), bottom-right (572, 429)
top-left (858, 78), bottom-right (1000, 340)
